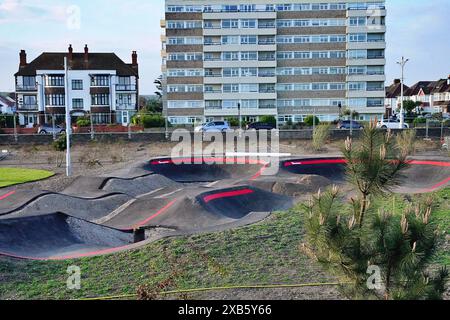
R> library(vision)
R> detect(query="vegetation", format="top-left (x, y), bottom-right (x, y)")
top-left (132, 113), bottom-right (165, 128)
top-left (304, 115), bottom-right (320, 127)
top-left (52, 134), bottom-right (67, 152)
top-left (76, 117), bottom-right (91, 127)
top-left (0, 168), bottom-right (54, 188)
top-left (259, 115), bottom-right (277, 127)
top-left (301, 121), bottom-right (448, 299)
top-left (312, 124), bottom-right (331, 151)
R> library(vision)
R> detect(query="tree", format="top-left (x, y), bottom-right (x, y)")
top-left (301, 120), bottom-right (448, 299)
top-left (401, 100), bottom-right (421, 115)
top-left (304, 115), bottom-right (320, 127)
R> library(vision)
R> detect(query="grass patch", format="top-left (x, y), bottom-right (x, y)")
top-left (0, 168), bottom-right (54, 188)
top-left (0, 188), bottom-right (448, 300)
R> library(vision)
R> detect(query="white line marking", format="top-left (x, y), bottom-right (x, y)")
top-left (94, 199), bottom-right (137, 224)
top-left (205, 181), bottom-right (221, 188)
top-left (154, 188), bottom-right (183, 199)
top-left (136, 187), bottom-right (165, 199)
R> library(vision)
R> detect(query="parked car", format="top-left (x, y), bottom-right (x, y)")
top-left (337, 120), bottom-right (363, 130)
top-left (194, 121), bottom-right (231, 132)
top-left (38, 124), bottom-right (66, 135)
top-left (246, 122), bottom-right (276, 131)
top-left (376, 119), bottom-right (409, 129)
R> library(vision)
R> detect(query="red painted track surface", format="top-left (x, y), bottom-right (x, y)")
top-left (1, 156), bottom-right (449, 261)
top-left (203, 189), bottom-right (254, 203)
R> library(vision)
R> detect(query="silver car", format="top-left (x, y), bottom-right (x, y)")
top-left (194, 121), bottom-right (231, 132)
top-left (38, 124), bottom-right (66, 135)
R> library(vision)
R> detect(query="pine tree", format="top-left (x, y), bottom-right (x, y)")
top-left (301, 120), bottom-right (448, 299)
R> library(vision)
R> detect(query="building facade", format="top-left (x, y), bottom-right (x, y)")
top-left (385, 76), bottom-right (450, 116)
top-left (14, 45), bottom-right (139, 126)
top-left (161, 0), bottom-right (386, 126)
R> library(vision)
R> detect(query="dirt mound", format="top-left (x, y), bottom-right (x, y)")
top-left (249, 175), bottom-right (333, 197)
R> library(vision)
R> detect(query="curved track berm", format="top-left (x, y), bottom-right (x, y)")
top-left (0, 156), bottom-right (448, 260)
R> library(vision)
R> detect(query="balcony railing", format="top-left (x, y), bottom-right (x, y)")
top-left (204, 57), bottom-right (222, 61)
top-left (259, 104), bottom-right (277, 109)
top-left (18, 104), bottom-right (38, 110)
top-left (258, 73), bottom-right (276, 77)
top-left (367, 55), bottom-right (385, 59)
top-left (258, 40), bottom-right (276, 45)
top-left (205, 73), bottom-right (222, 77)
top-left (16, 85), bottom-right (37, 91)
top-left (366, 87), bottom-right (385, 91)
top-left (258, 23), bottom-right (276, 28)
top-left (258, 56), bottom-right (276, 61)
top-left (204, 89), bottom-right (222, 93)
top-left (259, 89), bottom-right (276, 93)
top-left (204, 41), bottom-right (222, 46)
top-left (116, 84), bottom-right (136, 91)
top-left (116, 104), bottom-right (136, 110)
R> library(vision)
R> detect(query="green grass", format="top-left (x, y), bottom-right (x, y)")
top-left (0, 188), bottom-right (448, 300)
top-left (0, 168), bottom-right (54, 188)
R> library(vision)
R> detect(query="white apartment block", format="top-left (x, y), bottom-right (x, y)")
top-left (14, 45), bottom-right (139, 126)
top-left (161, 0), bottom-right (386, 125)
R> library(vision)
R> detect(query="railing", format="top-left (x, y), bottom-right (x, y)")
top-left (204, 57), bottom-right (222, 61)
top-left (203, 25), bottom-right (222, 29)
top-left (116, 84), bottom-right (136, 91)
top-left (259, 104), bottom-right (277, 109)
top-left (204, 89), bottom-right (222, 93)
top-left (259, 89), bottom-right (276, 93)
top-left (18, 104), bottom-right (38, 110)
top-left (258, 23), bottom-right (276, 28)
top-left (259, 57), bottom-right (276, 61)
top-left (205, 106), bottom-right (223, 110)
top-left (116, 104), bottom-right (136, 110)
top-left (205, 73), bottom-right (222, 77)
top-left (258, 40), bottom-right (276, 45)
top-left (258, 73), bottom-right (276, 77)
top-left (366, 87), bottom-right (385, 91)
top-left (16, 85), bottom-right (37, 91)
top-left (367, 55), bottom-right (385, 59)
top-left (204, 41), bottom-right (222, 46)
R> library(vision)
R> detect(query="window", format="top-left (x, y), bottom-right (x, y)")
top-left (72, 80), bottom-right (83, 90)
top-left (222, 19), bottom-right (239, 29)
top-left (223, 84), bottom-right (239, 93)
top-left (72, 98), bottom-right (84, 109)
top-left (241, 19), bottom-right (256, 28)
top-left (222, 36), bottom-right (239, 45)
top-left (45, 94), bottom-right (65, 106)
top-left (348, 82), bottom-right (366, 91)
top-left (223, 100), bottom-right (239, 109)
top-left (91, 76), bottom-right (109, 87)
top-left (241, 51), bottom-right (258, 61)
top-left (349, 33), bottom-right (367, 42)
top-left (241, 68), bottom-right (257, 77)
top-left (91, 94), bottom-right (110, 105)
top-left (117, 94), bottom-right (132, 105)
top-left (23, 95), bottom-right (36, 106)
top-left (223, 68), bottom-right (239, 77)
top-left (222, 52), bottom-right (239, 61)
top-left (349, 17), bottom-right (366, 26)
top-left (240, 84), bottom-right (258, 93)
top-left (46, 75), bottom-right (65, 87)
top-left (241, 35), bottom-right (257, 45)
top-left (22, 76), bottom-right (36, 88)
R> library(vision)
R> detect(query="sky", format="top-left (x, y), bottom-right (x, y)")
top-left (0, 0), bottom-right (449, 93)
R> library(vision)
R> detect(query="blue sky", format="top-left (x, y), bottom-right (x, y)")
top-left (0, 0), bottom-right (449, 93)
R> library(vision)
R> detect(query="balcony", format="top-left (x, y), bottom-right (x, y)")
top-left (205, 73), bottom-right (222, 77)
top-left (116, 104), bottom-right (136, 111)
top-left (116, 84), bottom-right (136, 91)
top-left (16, 85), bottom-right (37, 91)
top-left (18, 104), bottom-right (38, 111)
top-left (258, 23), bottom-right (276, 29)
top-left (258, 40), bottom-right (276, 45)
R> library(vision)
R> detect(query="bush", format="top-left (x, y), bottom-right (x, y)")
top-left (225, 117), bottom-right (240, 127)
top-left (413, 117), bottom-right (426, 127)
top-left (312, 124), bottom-right (330, 151)
top-left (141, 114), bottom-right (165, 128)
top-left (76, 117), bottom-right (91, 127)
top-left (52, 134), bottom-right (67, 152)
top-left (259, 115), bottom-right (276, 127)
top-left (304, 115), bottom-right (320, 127)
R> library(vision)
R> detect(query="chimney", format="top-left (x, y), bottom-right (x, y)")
top-left (394, 79), bottom-right (401, 84)
top-left (19, 50), bottom-right (27, 67)
top-left (84, 44), bottom-right (89, 62)
top-left (68, 44), bottom-right (73, 61)
top-left (132, 51), bottom-right (138, 66)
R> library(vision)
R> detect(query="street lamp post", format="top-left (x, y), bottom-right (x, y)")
top-left (64, 57), bottom-right (72, 177)
top-left (397, 56), bottom-right (409, 129)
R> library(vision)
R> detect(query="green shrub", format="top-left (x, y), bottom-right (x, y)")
top-left (304, 115), bottom-right (320, 127)
top-left (225, 117), bottom-right (240, 127)
top-left (52, 134), bottom-right (67, 152)
top-left (76, 117), bottom-right (91, 127)
top-left (312, 124), bottom-right (330, 151)
top-left (259, 115), bottom-right (276, 127)
top-left (141, 114), bottom-right (165, 128)
top-left (413, 117), bottom-right (427, 126)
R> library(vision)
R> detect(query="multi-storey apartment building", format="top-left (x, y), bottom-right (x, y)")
top-left (14, 45), bottom-right (139, 126)
top-left (161, 0), bottom-right (386, 126)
